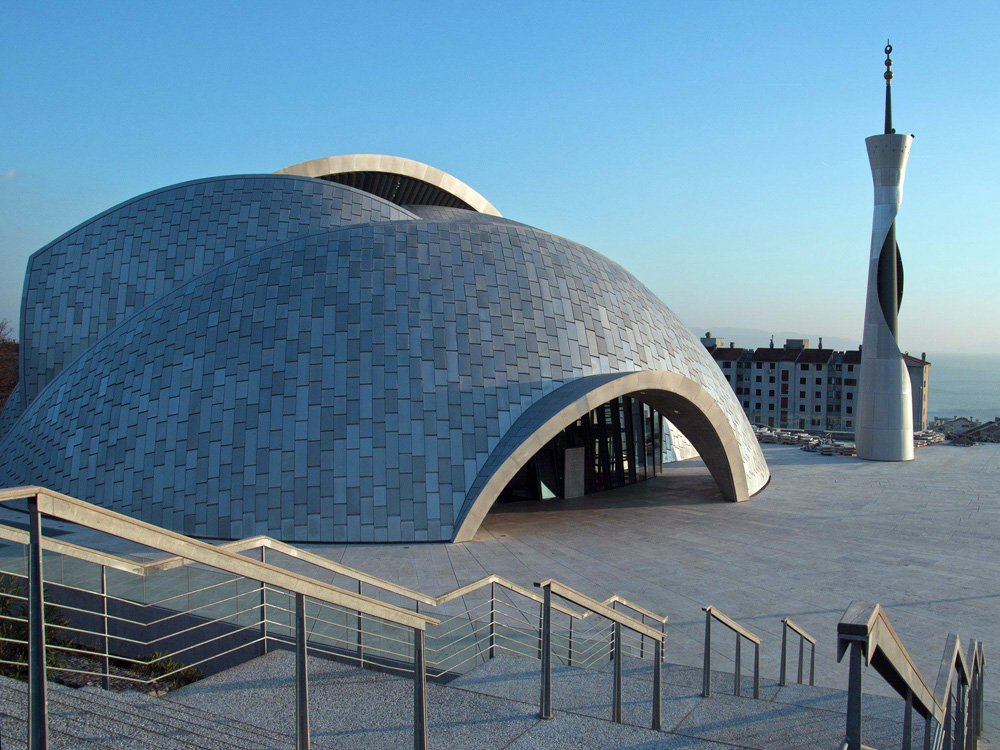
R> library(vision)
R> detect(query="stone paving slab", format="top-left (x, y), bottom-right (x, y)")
top-left (321, 443), bottom-right (1000, 703)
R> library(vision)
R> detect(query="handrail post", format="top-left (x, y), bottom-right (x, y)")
top-left (978, 658), bottom-right (985, 738)
top-left (567, 616), bottom-right (574, 667)
top-left (734, 635), bottom-right (742, 697)
top-left (971, 662), bottom-right (980, 747)
top-left (923, 712), bottom-right (933, 750)
top-left (955, 679), bottom-right (967, 750)
top-left (489, 581), bottom-right (496, 660)
top-left (28, 492), bottom-right (49, 750)
top-left (902, 688), bottom-right (913, 750)
top-left (943, 690), bottom-right (953, 750)
top-left (702, 610), bottom-right (712, 697)
top-left (753, 641), bottom-right (760, 699)
top-left (295, 592), bottom-right (310, 750)
top-left (539, 585), bottom-right (553, 720)
top-left (260, 547), bottom-right (268, 656)
top-left (609, 600), bottom-right (615, 662)
top-left (809, 640), bottom-right (815, 686)
top-left (843, 640), bottom-right (864, 750)
top-left (413, 628), bottom-right (428, 750)
top-left (660, 621), bottom-right (665, 663)
top-left (537, 601), bottom-right (543, 660)
top-left (357, 580), bottom-right (364, 666)
top-left (979, 658), bottom-right (985, 737)
top-left (612, 621), bottom-right (623, 723)
top-left (797, 636), bottom-right (804, 684)
top-left (652, 637), bottom-right (662, 731)
top-left (779, 624), bottom-right (787, 686)
top-left (100, 564), bottom-right (110, 691)
top-left (639, 613), bottom-right (645, 659)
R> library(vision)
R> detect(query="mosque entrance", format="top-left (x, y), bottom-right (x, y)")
top-left (496, 396), bottom-right (687, 504)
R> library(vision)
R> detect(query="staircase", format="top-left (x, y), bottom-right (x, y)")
top-left (0, 649), bottom-right (938, 749)
top-left (0, 486), bottom-right (989, 749)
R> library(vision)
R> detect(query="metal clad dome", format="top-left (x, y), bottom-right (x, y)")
top-left (0, 157), bottom-right (768, 543)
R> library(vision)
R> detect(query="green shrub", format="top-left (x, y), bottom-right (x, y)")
top-left (0, 574), bottom-right (70, 680)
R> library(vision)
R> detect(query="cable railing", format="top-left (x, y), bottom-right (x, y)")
top-left (837, 601), bottom-right (985, 750)
top-left (0, 485), bottom-right (673, 750)
top-left (0, 486), bottom-right (439, 750)
top-left (701, 605), bottom-right (762, 699)
top-left (536, 579), bottom-right (668, 730)
top-left (1, 487), bottom-right (990, 750)
top-left (780, 617), bottom-right (816, 687)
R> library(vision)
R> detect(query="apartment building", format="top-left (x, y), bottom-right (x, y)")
top-left (700, 334), bottom-right (929, 433)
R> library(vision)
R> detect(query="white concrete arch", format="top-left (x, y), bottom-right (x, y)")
top-left (275, 154), bottom-right (501, 216)
top-left (452, 371), bottom-right (767, 542)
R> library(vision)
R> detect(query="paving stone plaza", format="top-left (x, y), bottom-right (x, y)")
top-left (315, 442), bottom-right (1000, 705)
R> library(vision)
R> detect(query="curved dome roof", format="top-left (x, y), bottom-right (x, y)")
top-left (275, 154), bottom-right (501, 217)
top-left (0, 210), bottom-right (768, 543)
top-left (9, 175), bottom-right (415, 417)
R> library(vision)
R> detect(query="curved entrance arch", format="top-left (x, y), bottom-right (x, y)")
top-left (453, 371), bottom-right (766, 542)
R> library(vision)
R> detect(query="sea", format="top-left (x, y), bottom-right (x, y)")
top-left (927, 354), bottom-right (1000, 421)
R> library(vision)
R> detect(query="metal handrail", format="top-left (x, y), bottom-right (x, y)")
top-left (779, 617), bottom-right (816, 687)
top-left (536, 579), bottom-right (666, 731)
top-left (0, 484), bottom-right (673, 750)
top-left (0, 517), bottom-right (672, 628)
top-left (836, 601), bottom-right (986, 750)
top-left (0, 486), bottom-right (439, 750)
top-left (0, 489), bottom-right (434, 629)
top-left (701, 605), bottom-right (761, 698)
top-left (603, 595), bottom-right (670, 624)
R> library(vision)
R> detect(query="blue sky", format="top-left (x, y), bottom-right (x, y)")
top-left (2, 1), bottom-right (997, 354)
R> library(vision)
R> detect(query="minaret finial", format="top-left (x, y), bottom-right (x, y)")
top-left (883, 41), bottom-right (894, 134)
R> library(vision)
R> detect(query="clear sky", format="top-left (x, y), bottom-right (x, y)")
top-left (2, 1), bottom-right (997, 355)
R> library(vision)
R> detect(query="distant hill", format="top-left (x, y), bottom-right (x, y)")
top-left (690, 326), bottom-right (859, 351)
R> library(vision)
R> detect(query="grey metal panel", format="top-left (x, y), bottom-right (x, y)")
top-left (18, 175), bottom-right (416, 411)
top-left (0, 383), bottom-right (23, 440)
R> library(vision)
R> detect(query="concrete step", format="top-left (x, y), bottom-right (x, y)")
top-left (450, 653), bottom-right (924, 749)
top-left (4, 651), bottom-right (985, 749)
top-left (169, 649), bottom-right (545, 749)
top-left (0, 672), bottom-right (304, 750)
top-left (0, 697), bottom-right (123, 750)
top-left (89, 684), bottom-right (302, 749)
top-left (1, 676), bottom-right (157, 750)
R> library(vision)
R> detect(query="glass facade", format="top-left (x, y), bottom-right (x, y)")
top-left (497, 396), bottom-right (673, 503)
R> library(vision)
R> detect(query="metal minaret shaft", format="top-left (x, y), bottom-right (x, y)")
top-left (855, 41), bottom-right (914, 462)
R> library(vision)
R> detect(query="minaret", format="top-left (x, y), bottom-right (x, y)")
top-left (855, 42), bottom-right (914, 461)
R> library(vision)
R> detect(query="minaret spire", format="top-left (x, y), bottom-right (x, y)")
top-left (883, 41), bottom-right (894, 134)
top-left (856, 39), bottom-right (914, 461)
